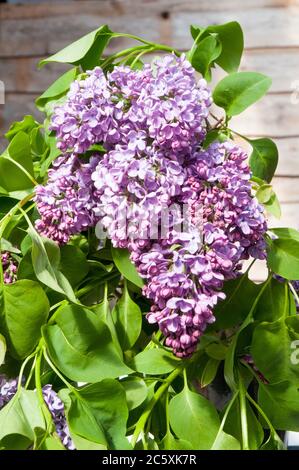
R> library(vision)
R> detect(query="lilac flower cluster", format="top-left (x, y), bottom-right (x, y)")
top-left (51, 55), bottom-right (211, 157)
top-left (0, 375), bottom-right (18, 408)
top-left (0, 375), bottom-right (73, 450)
top-left (127, 142), bottom-right (266, 357)
top-left (36, 54), bottom-right (267, 357)
top-left (42, 384), bottom-right (74, 450)
top-left (35, 155), bottom-right (99, 244)
top-left (1, 252), bottom-right (17, 284)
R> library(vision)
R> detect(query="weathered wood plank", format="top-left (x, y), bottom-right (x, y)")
top-left (173, 7), bottom-right (299, 49)
top-left (236, 137), bottom-right (299, 176)
top-left (1, 1), bottom-right (297, 21)
top-left (0, 93), bottom-right (43, 136)
top-left (272, 177), bottom-right (299, 202)
top-left (212, 48), bottom-right (299, 94)
top-left (275, 138), bottom-right (299, 175)
top-left (268, 201), bottom-right (299, 228)
top-left (0, 58), bottom-right (69, 93)
top-left (0, 15), bottom-right (161, 57)
top-left (2, 5), bottom-right (299, 57)
top-left (216, 93), bottom-right (299, 137)
top-left (1, 47), bottom-right (298, 93)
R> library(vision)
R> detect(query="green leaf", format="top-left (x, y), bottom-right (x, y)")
top-left (223, 398), bottom-right (264, 450)
top-left (111, 247), bottom-right (144, 288)
top-left (249, 138), bottom-right (278, 183)
top-left (206, 342), bottom-right (228, 360)
top-left (258, 380), bottom-right (299, 431)
top-left (60, 245), bottom-right (89, 287)
top-left (120, 377), bottom-right (148, 410)
top-left (256, 184), bottom-right (274, 204)
top-left (213, 275), bottom-right (261, 329)
top-left (0, 132), bottom-right (34, 191)
top-left (5, 115), bottom-right (37, 142)
top-left (169, 384), bottom-right (220, 449)
top-left (206, 22), bottom-right (243, 73)
top-left (271, 227), bottom-right (299, 242)
top-left (59, 388), bottom-right (107, 447)
top-left (190, 21), bottom-right (243, 73)
top-left (28, 226), bottom-right (77, 302)
top-left (189, 35), bottom-right (222, 80)
top-left (201, 358), bottom-right (220, 387)
top-left (202, 129), bottom-right (228, 149)
top-left (36, 68), bottom-right (78, 111)
top-left (0, 333), bottom-right (6, 366)
top-left (211, 431), bottom-right (241, 450)
top-left (40, 25), bottom-right (113, 70)
top-left (77, 380), bottom-right (130, 449)
top-left (30, 127), bottom-right (47, 157)
top-left (160, 431), bottom-right (193, 450)
top-left (0, 280), bottom-right (49, 359)
top-left (130, 348), bottom-right (180, 375)
top-left (251, 316), bottom-right (299, 385)
top-left (43, 304), bottom-right (132, 382)
top-left (267, 237), bottom-right (299, 280)
top-left (260, 432), bottom-right (285, 450)
top-left (112, 284), bottom-right (142, 350)
top-left (263, 192), bottom-right (281, 219)
top-left (213, 72), bottom-right (272, 116)
top-left (254, 278), bottom-right (289, 322)
top-left (0, 389), bottom-right (45, 448)
top-left (39, 436), bottom-right (66, 450)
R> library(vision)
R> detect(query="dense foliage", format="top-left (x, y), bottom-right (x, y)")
top-left (0, 22), bottom-right (298, 451)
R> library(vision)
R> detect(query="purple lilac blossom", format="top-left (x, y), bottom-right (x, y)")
top-left (42, 384), bottom-right (74, 450)
top-left (35, 154), bottom-right (100, 244)
top-left (92, 141), bottom-right (267, 357)
top-left (37, 55), bottom-right (267, 357)
top-left (51, 55), bottom-right (212, 157)
top-left (0, 375), bottom-right (18, 408)
top-left (1, 252), bottom-right (17, 284)
top-left (0, 376), bottom-right (74, 450)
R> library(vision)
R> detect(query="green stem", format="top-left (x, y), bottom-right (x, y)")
top-left (246, 392), bottom-right (273, 433)
top-left (0, 193), bottom-right (34, 230)
top-left (211, 391), bottom-right (239, 449)
top-left (43, 348), bottom-right (79, 397)
top-left (131, 365), bottom-right (183, 448)
top-left (238, 369), bottom-right (249, 450)
top-left (188, 30), bottom-right (204, 59)
top-left (35, 348), bottom-right (54, 432)
top-left (113, 33), bottom-right (180, 55)
top-left (24, 356), bottom-right (37, 389)
top-left (2, 155), bottom-right (38, 186)
top-left (131, 48), bottom-right (155, 67)
top-left (17, 350), bottom-right (37, 390)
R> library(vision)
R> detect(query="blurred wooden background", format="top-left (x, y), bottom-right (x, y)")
top-left (0, 0), bottom-right (298, 237)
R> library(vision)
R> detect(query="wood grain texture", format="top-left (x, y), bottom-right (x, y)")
top-left (214, 94), bottom-right (299, 138)
top-left (2, 3), bottom-right (299, 57)
top-left (1, 48), bottom-right (298, 93)
top-left (2, 1), bottom-right (298, 21)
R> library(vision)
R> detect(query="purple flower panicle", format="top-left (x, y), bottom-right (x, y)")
top-left (36, 55), bottom-right (268, 357)
top-left (1, 252), bottom-right (17, 284)
top-left (0, 375), bottom-right (74, 450)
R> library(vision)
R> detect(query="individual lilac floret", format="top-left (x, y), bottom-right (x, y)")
top-left (1, 252), bottom-right (18, 284)
top-left (42, 384), bottom-right (74, 450)
top-left (35, 155), bottom-right (99, 244)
